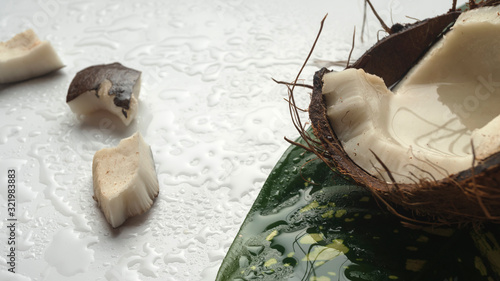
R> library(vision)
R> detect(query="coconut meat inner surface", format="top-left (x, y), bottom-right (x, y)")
top-left (322, 6), bottom-right (500, 184)
top-left (92, 132), bottom-right (159, 228)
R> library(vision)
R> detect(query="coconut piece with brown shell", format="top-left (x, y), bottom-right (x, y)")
top-left (305, 1), bottom-right (500, 226)
top-left (66, 62), bottom-right (141, 126)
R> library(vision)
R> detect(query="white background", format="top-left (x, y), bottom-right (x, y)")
top-left (0, 1), bottom-right (456, 280)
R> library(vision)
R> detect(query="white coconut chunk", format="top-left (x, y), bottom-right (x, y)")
top-left (323, 6), bottom-right (500, 183)
top-left (92, 132), bottom-right (159, 228)
top-left (0, 29), bottom-right (64, 83)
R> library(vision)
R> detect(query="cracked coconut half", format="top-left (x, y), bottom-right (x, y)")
top-left (92, 132), bottom-right (159, 228)
top-left (306, 2), bottom-right (500, 225)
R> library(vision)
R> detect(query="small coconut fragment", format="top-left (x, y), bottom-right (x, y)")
top-left (0, 29), bottom-right (64, 83)
top-left (92, 132), bottom-right (159, 228)
top-left (66, 63), bottom-right (141, 126)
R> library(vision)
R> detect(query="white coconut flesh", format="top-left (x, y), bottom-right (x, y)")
top-left (92, 132), bottom-right (159, 228)
top-left (67, 77), bottom-right (141, 126)
top-left (0, 29), bottom-right (64, 84)
top-left (322, 6), bottom-right (500, 184)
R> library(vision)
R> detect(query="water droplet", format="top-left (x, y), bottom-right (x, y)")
top-left (45, 229), bottom-right (98, 276)
top-left (75, 36), bottom-right (120, 49)
top-left (0, 125), bottom-right (22, 144)
top-left (247, 245), bottom-right (264, 256)
top-left (164, 249), bottom-right (187, 264)
top-left (105, 243), bottom-right (161, 279)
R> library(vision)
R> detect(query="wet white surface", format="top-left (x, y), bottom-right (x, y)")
top-left (0, 1), bottom-right (454, 280)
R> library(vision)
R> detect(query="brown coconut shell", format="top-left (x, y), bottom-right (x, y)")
top-left (306, 0), bottom-right (500, 226)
